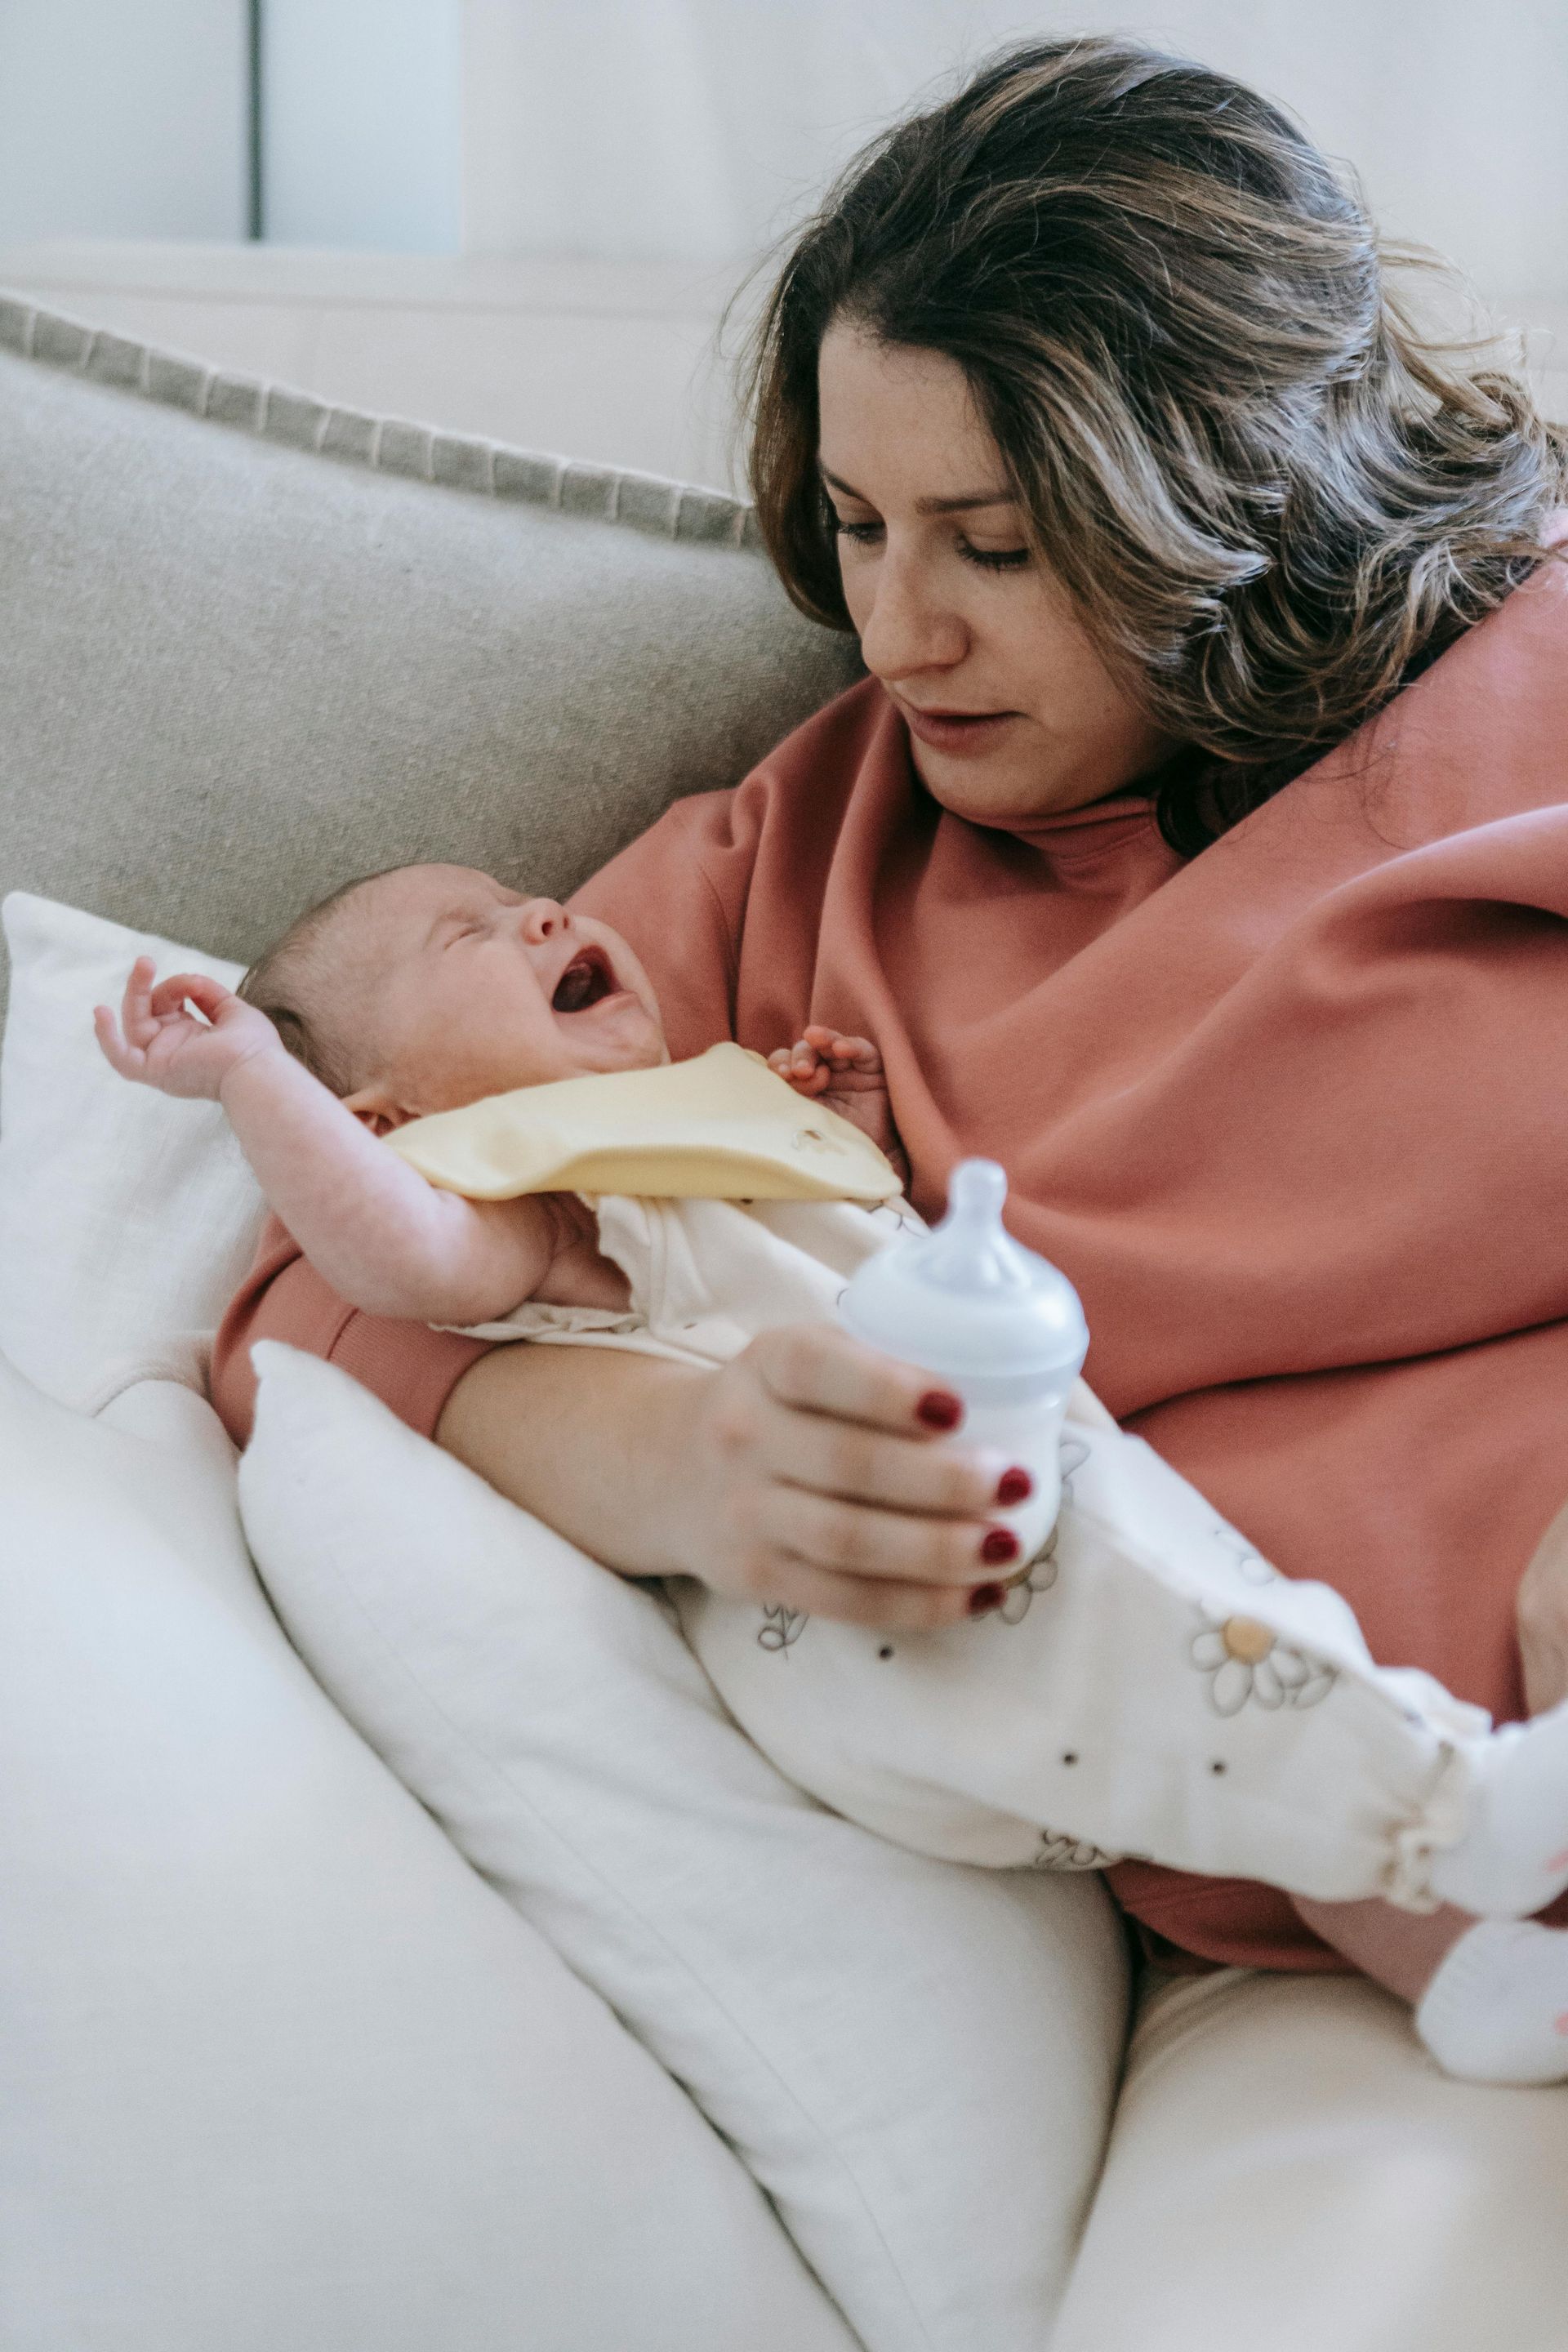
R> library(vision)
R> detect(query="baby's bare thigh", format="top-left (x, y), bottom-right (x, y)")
top-left (1516, 1494), bottom-right (1568, 1715)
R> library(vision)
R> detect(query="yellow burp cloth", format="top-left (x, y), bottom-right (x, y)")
top-left (385, 1041), bottom-right (902, 1204)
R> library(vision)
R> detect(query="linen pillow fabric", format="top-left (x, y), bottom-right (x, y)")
top-left (238, 1341), bottom-right (1130, 2352)
top-left (0, 892), bottom-right (265, 1407)
top-left (0, 1350), bottom-right (851, 2352)
top-left (0, 321), bottom-right (858, 1024)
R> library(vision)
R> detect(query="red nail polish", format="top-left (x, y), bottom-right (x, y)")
top-left (995, 1467), bottom-right (1033, 1508)
top-left (980, 1526), bottom-right (1020, 1566)
top-left (915, 1390), bottom-right (963, 1432)
top-left (968, 1582), bottom-right (1006, 1617)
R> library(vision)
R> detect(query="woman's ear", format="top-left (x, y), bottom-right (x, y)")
top-left (342, 1080), bottom-right (419, 1135)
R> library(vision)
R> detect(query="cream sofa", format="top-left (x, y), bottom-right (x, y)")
top-left (3, 300), bottom-right (1566, 2352)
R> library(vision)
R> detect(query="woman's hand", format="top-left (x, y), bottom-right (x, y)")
top-left (437, 1320), bottom-right (1030, 1629)
top-left (669, 1323), bottom-right (1029, 1627)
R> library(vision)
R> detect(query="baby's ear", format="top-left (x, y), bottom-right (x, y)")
top-left (342, 1080), bottom-right (418, 1135)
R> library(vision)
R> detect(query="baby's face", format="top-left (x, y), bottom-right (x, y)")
top-left (332, 865), bottom-right (666, 1120)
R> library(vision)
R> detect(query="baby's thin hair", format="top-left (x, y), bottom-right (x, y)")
top-left (238, 867), bottom-right (402, 1095)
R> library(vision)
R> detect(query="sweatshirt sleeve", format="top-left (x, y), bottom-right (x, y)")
top-left (568, 786), bottom-right (763, 1062)
top-left (209, 1215), bottom-right (492, 1448)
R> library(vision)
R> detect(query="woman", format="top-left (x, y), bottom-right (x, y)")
top-left (215, 36), bottom-right (1568, 2341)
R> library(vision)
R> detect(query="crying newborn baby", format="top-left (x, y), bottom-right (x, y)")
top-left (96, 860), bottom-right (908, 1330)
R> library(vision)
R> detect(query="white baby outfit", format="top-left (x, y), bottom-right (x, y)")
top-left (455, 1187), bottom-right (1568, 1921)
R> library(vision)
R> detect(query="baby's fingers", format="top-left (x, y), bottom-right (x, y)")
top-left (93, 1000), bottom-right (144, 1077)
top-left (115, 954), bottom-right (160, 1044)
top-left (831, 1036), bottom-right (881, 1072)
top-left (772, 1037), bottom-right (831, 1096)
top-left (802, 1024), bottom-right (881, 1072)
top-left (148, 970), bottom-right (230, 1023)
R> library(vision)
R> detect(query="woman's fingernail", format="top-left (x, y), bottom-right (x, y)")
top-left (995, 1467), bottom-right (1033, 1508)
top-left (968, 1582), bottom-right (1006, 1617)
top-left (979, 1526), bottom-right (1020, 1566)
top-left (916, 1390), bottom-right (964, 1431)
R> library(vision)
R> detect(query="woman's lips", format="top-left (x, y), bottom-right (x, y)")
top-left (898, 702), bottom-right (1019, 756)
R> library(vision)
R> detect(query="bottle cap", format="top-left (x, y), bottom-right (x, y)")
top-left (839, 1160), bottom-right (1089, 1398)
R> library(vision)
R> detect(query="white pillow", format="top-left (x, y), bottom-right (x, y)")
top-left (0, 892), bottom-right (265, 1406)
top-left (1, 1350), bottom-right (853, 2352)
top-left (239, 1340), bottom-right (1130, 2352)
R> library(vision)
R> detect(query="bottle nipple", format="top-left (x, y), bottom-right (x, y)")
top-left (838, 1158), bottom-right (1088, 1400)
top-left (917, 1159), bottom-right (1030, 1296)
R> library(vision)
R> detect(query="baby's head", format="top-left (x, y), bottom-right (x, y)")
top-left (240, 863), bottom-right (666, 1129)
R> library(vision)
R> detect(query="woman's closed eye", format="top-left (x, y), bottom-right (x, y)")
top-left (831, 514), bottom-right (1031, 572)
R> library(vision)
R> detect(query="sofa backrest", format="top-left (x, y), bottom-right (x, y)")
top-left (0, 297), bottom-right (860, 1020)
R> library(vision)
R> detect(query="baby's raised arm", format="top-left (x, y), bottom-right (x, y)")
top-left (96, 959), bottom-right (562, 1325)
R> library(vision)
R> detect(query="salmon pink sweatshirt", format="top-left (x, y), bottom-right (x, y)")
top-left (213, 560), bottom-right (1568, 1970)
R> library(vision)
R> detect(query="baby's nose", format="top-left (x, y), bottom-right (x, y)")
top-left (519, 898), bottom-right (569, 942)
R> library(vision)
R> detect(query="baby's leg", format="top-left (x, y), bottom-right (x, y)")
top-left (1293, 1895), bottom-right (1472, 2002)
top-left (1297, 1505), bottom-right (1568, 2087)
top-left (681, 1412), bottom-right (1568, 1918)
top-left (1298, 1894), bottom-right (1568, 2089)
top-left (1004, 1420), bottom-right (1568, 1920)
top-left (1298, 1494), bottom-right (1568, 2090)
top-left (1517, 1493), bottom-right (1568, 1717)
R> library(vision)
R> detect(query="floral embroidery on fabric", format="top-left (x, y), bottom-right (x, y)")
top-left (758, 1603), bottom-right (808, 1654)
top-left (1032, 1829), bottom-right (1122, 1872)
top-left (995, 1432), bottom-right (1092, 1624)
top-left (1190, 1610), bottom-right (1337, 1716)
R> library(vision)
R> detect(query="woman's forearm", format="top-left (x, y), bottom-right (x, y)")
top-left (435, 1340), bottom-right (707, 1577)
top-left (437, 1317), bottom-right (1022, 1630)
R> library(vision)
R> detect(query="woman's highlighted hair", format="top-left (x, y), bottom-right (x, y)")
top-left (746, 36), bottom-right (1566, 850)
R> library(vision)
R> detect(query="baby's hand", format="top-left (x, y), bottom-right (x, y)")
top-left (768, 1026), bottom-right (907, 1180)
top-left (94, 958), bottom-right (283, 1102)
top-left (768, 1026), bottom-right (887, 1099)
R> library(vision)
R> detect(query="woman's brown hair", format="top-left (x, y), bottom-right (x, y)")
top-left (746, 36), bottom-right (1568, 853)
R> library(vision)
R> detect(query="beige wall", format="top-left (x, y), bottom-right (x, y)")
top-left (458, 0), bottom-right (1568, 305)
top-left (1, 3), bottom-right (1562, 486)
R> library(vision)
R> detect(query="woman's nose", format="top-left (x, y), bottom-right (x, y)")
top-left (856, 545), bottom-right (967, 684)
top-left (519, 898), bottom-right (569, 943)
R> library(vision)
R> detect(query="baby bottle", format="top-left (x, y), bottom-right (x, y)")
top-left (837, 1159), bottom-right (1089, 1562)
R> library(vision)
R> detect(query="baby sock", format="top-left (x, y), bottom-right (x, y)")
top-left (1414, 1919), bottom-right (1568, 2086)
top-left (1428, 1703), bottom-right (1568, 1918)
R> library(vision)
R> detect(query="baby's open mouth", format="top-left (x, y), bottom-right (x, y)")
top-left (551, 945), bottom-right (619, 1013)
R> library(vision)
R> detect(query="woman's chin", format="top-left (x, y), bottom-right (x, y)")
top-left (911, 752), bottom-right (1062, 837)
top-left (910, 739), bottom-right (1100, 828)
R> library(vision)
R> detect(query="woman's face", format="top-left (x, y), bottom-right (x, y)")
top-left (816, 321), bottom-right (1178, 826)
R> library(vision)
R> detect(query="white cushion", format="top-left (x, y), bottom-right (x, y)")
top-left (238, 1340), bottom-right (1130, 2352)
top-left (0, 892), bottom-right (265, 1408)
top-left (0, 1348), bottom-right (855, 2352)
top-left (1051, 1968), bottom-right (1568, 2352)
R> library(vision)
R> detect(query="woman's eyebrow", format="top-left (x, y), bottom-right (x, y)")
top-left (818, 463), bottom-right (1016, 515)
